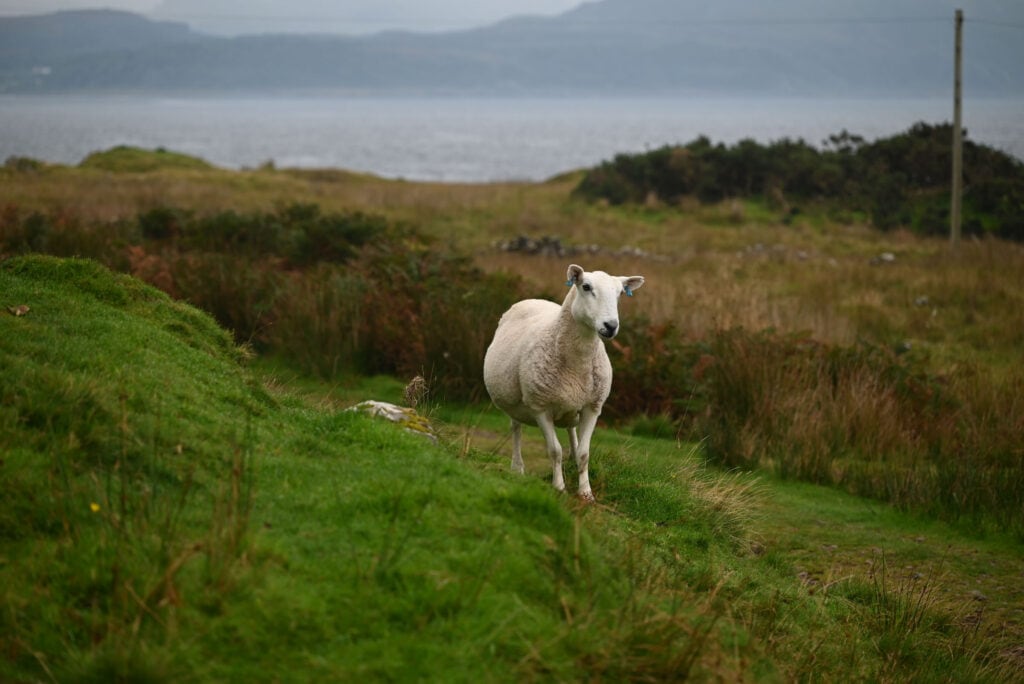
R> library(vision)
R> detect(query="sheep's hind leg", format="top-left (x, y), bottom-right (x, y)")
top-left (510, 419), bottom-right (525, 475)
top-left (535, 413), bottom-right (565, 492)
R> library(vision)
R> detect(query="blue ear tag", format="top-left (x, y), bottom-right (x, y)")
top-left (566, 280), bottom-right (574, 287)
top-left (625, 286), bottom-right (633, 297)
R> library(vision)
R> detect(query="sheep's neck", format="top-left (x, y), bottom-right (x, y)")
top-left (553, 291), bottom-right (601, 366)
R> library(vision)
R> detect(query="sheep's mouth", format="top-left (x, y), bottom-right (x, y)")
top-left (598, 328), bottom-right (616, 339)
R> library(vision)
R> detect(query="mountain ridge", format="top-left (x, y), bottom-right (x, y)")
top-left (1, 2), bottom-right (1023, 95)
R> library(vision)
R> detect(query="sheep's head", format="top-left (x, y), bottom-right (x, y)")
top-left (566, 264), bottom-right (644, 339)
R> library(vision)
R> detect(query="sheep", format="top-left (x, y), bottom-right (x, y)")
top-left (483, 263), bottom-right (644, 500)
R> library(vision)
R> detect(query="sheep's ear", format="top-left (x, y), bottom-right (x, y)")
top-left (566, 264), bottom-right (584, 287)
top-left (620, 275), bottom-right (645, 297)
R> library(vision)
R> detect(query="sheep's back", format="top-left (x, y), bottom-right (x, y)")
top-left (495, 298), bottom-right (560, 330)
top-left (483, 299), bottom-right (560, 419)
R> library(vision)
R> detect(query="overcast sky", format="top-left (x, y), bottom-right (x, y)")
top-left (0, 0), bottom-right (586, 34)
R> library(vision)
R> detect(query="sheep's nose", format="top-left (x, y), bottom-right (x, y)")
top-left (601, 320), bottom-right (619, 338)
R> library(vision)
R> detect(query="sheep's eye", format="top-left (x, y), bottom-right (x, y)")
top-left (582, 283), bottom-right (592, 292)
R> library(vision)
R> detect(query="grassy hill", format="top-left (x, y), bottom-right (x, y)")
top-left (2, 254), bottom-right (756, 680)
top-left (78, 145), bottom-right (215, 173)
top-left (1, 254), bottom-right (1022, 680)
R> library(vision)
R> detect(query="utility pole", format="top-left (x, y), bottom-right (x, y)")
top-left (951, 8), bottom-right (963, 247)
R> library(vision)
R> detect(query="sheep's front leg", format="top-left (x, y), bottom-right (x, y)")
top-left (575, 407), bottom-right (601, 501)
top-left (510, 419), bottom-right (525, 475)
top-left (535, 413), bottom-right (565, 492)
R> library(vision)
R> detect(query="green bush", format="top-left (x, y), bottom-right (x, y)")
top-left (4, 155), bottom-right (44, 173)
top-left (347, 234), bottom-right (524, 400)
top-left (170, 203), bottom-right (386, 266)
top-left (574, 122), bottom-right (1024, 239)
top-left (139, 206), bottom-right (188, 240)
top-left (970, 178), bottom-right (1024, 240)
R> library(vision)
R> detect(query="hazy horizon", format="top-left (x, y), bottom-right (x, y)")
top-left (0, 0), bottom-right (585, 35)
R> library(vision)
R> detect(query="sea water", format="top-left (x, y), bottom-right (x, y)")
top-left (2, 94), bottom-right (1022, 182)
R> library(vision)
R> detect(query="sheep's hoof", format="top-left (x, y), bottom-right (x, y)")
top-left (577, 491), bottom-right (595, 504)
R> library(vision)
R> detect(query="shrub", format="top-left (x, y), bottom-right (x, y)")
top-left (138, 206), bottom-right (188, 240)
top-left (573, 122), bottom-right (1024, 240)
top-left (4, 156), bottom-right (44, 172)
top-left (350, 234), bottom-right (525, 401)
top-left (970, 178), bottom-right (1024, 241)
top-left (287, 207), bottom-right (387, 266)
top-left (173, 203), bottom-right (387, 266)
top-left (603, 317), bottom-right (704, 424)
top-left (0, 210), bottom-right (52, 253)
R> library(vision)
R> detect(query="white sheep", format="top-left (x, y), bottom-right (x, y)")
top-left (483, 263), bottom-right (644, 500)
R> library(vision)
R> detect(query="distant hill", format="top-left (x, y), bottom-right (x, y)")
top-left (2, 1), bottom-right (1023, 95)
top-left (0, 10), bottom-right (199, 68)
top-left (147, 0), bottom-right (583, 36)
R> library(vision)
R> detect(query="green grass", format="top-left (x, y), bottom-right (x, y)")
top-left (3, 257), bottom-right (1022, 679)
top-left (433, 400), bottom-right (1024, 681)
top-left (0, 255), bottom-right (261, 680)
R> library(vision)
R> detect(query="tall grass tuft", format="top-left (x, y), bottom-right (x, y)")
top-left (610, 322), bottom-right (1024, 537)
top-left (699, 329), bottom-right (1023, 536)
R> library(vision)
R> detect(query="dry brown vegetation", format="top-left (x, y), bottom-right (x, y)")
top-left (5, 157), bottom-right (1022, 370)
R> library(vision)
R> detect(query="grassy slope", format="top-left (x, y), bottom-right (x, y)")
top-left (4, 256), bottom-right (1021, 681)
top-left (0, 255), bottom-right (744, 680)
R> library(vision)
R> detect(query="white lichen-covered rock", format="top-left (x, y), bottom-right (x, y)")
top-left (483, 263), bottom-right (644, 500)
top-left (346, 400), bottom-right (438, 443)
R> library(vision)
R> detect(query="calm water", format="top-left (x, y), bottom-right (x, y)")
top-left (2, 95), bottom-right (1022, 182)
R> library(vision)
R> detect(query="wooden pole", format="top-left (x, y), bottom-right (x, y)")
top-left (951, 9), bottom-right (963, 247)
